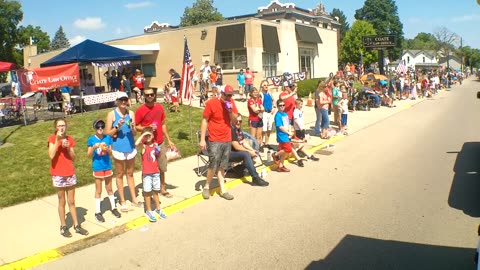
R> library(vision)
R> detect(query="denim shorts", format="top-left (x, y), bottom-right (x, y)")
top-left (143, 172), bottom-right (160, 193)
top-left (320, 109), bottom-right (329, 129)
top-left (249, 119), bottom-right (263, 128)
top-left (207, 141), bottom-right (231, 172)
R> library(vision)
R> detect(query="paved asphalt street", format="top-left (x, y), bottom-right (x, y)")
top-left (35, 79), bottom-right (480, 270)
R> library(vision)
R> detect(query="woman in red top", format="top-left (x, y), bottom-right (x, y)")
top-left (247, 87), bottom-right (264, 143)
top-left (48, 119), bottom-right (89, 238)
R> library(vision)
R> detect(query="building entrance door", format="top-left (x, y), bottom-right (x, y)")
top-left (299, 48), bottom-right (314, 79)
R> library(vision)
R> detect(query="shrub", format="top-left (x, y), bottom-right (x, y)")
top-left (297, 78), bottom-right (326, 97)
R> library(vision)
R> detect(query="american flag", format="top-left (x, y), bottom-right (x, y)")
top-left (358, 54), bottom-right (364, 79)
top-left (396, 59), bottom-right (407, 75)
top-left (180, 38), bottom-right (195, 105)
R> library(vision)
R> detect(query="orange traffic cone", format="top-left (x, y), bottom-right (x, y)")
top-left (306, 91), bottom-right (313, 107)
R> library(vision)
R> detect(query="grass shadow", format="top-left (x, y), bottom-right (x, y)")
top-left (0, 125), bottom-right (22, 144)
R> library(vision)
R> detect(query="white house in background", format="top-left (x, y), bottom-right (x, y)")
top-left (387, 49), bottom-right (440, 72)
top-left (438, 55), bottom-right (462, 71)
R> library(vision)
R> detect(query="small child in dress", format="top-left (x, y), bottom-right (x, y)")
top-left (163, 82), bottom-right (172, 104)
top-left (338, 92), bottom-right (349, 135)
top-left (87, 119), bottom-right (121, 223)
top-left (135, 127), bottom-right (167, 222)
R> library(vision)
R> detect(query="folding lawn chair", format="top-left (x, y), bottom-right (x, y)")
top-left (196, 130), bottom-right (239, 177)
top-left (241, 131), bottom-right (265, 166)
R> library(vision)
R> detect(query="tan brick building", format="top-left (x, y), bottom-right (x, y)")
top-left (24, 1), bottom-right (340, 91)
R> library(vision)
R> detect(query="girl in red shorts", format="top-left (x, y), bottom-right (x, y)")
top-left (87, 119), bottom-right (122, 223)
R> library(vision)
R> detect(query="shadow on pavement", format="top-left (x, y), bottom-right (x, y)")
top-left (305, 235), bottom-right (473, 270)
top-left (65, 207), bottom-right (88, 227)
top-left (448, 142), bottom-right (480, 217)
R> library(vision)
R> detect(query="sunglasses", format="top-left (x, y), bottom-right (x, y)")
top-left (145, 93), bottom-right (155, 97)
top-left (225, 94), bottom-right (233, 97)
top-left (119, 98), bottom-right (129, 102)
top-left (237, 120), bottom-right (242, 123)
top-left (278, 104), bottom-right (285, 107)
top-left (95, 125), bottom-right (105, 130)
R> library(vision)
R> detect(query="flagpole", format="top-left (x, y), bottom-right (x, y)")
top-left (189, 97), bottom-right (193, 143)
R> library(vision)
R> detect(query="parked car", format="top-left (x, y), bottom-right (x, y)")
top-left (0, 83), bottom-right (12, 97)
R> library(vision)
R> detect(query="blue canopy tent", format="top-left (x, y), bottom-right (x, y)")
top-left (41, 39), bottom-right (141, 114)
top-left (41, 39), bottom-right (141, 67)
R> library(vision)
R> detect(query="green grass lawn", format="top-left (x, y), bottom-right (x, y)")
top-left (0, 104), bottom-right (204, 208)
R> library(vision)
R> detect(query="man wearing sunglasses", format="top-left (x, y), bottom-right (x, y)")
top-left (135, 89), bottom-right (175, 198)
top-left (199, 84), bottom-right (238, 200)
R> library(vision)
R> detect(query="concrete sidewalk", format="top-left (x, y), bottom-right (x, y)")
top-left (0, 82), bottom-right (458, 269)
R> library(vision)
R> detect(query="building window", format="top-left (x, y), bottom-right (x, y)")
top-left (218, 49), bottom-right (247, 70)
top-left (142, 63), bottom-right (156, 77)
top-left (423, 57), bottom-right (425, 63)
top-left (407, 56), bottom-right (410, 63)
top-left (262, 53), bottom-right (278, 78)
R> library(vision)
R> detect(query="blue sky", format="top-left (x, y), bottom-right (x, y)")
top-left (18, 0), bottom-right (480, 50)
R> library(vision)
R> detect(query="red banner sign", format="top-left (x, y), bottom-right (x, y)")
top-left (16, 63), bottom-right (80, 92)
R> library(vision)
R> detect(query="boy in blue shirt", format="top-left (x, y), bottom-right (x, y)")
top-left (87, 119), bottom-right (121, 222)
top-left (271, 99), bottom-right (294, 172)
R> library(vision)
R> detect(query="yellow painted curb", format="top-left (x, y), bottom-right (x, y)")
top-left (0, 249), bottom-right (61, 270)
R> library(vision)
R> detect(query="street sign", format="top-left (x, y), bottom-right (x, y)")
top-left (362, 35), bottom-right (396, 50)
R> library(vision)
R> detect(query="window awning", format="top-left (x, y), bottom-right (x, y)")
top-left (262, 25), bottom-right (281, 54)
top-left (295, 24), bottom-right (322, 44)
top-left (215, 24), bottom-right (245, 50)
top-left (111, 43), bottom-right (160, 55)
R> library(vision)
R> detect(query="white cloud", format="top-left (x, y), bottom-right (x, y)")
top-left (125, 1), bottom-right (153, 9)
top-left (69, 35), bottom-right (86, 46)
top-left (451, 14), bottom-right (480, 22)
top-left (73, 17), bottom-right (106, 30)
top-left (114, 27), bottom-right (132, 35)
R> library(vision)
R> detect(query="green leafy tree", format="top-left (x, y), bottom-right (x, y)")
top-left (180, 0), bottom-right (224, 27)
top-left (50, 26), bottom-right (70, 50)
top-left (18, 25), bottom-right (51, 53)
top-left (354, 0), bottom-right (404, 60)
top-left (330, 8), bottom-right (350, 42)
top-left (403, 32), bottom-right (438, 51)
top-left (456, 45), bottom-right (480, 72)
top-left (340, 20), bottom-right (377, 67)
top-left (0, 0), bottom-right (23, 64)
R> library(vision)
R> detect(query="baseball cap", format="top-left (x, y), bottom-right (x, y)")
top-left (117, 92), bottom-right (129, 100)
top-left (92, 119), bottom-right (105, 129)
top-left (222, 84), bottom-right (234, 94)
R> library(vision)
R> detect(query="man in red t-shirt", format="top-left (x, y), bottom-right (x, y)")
top-left (199, 84), bottom-right (238, 200)
top-left (279, 81), bottom-right (297, 124)
top-left (135, 88), bottom-right (175, 198)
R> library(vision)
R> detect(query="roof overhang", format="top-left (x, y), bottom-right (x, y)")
top-left (111, 43), bottom-right (160, 55)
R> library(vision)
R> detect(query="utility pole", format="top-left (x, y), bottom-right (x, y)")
top-left (460, 37), bottom-right (463, 72)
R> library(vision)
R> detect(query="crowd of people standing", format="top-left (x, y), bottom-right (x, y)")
top-left (49, 88), bottom-right (176, 237)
